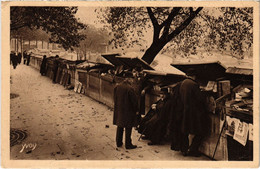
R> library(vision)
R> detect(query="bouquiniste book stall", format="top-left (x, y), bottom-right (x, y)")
top-left (171, 62), bottom-right (253, 161)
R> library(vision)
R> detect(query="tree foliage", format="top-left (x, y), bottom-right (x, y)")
top-left (97, 7), bottom-right (253, 63)
top-left (11, 27), bottom-right (50, 42)
top-left (11, 7), bottom-right (86, 50)
top-left (77, 25), bottom-right (109, 56)
top-left (214, 7), bottom-right (253, 58)
top-left (97, 7), bottom-right (203, 64)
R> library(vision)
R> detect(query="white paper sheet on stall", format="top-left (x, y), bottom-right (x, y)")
top-left (233, 121), bottom-right (249, 146)
top-left (248, 123), bottom-right (253, 141)
top-left (225, 116), bottom-right (239, 137)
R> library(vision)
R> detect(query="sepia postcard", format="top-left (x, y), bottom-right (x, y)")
top-left (1, 1), bottom-right (259, 168)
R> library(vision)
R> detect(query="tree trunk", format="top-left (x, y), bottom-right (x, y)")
top-left (141, 40), bottom-right (167, 64)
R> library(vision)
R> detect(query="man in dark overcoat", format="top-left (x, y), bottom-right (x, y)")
top-left (10, 52), bottom-right (18, 69)
top-left (23, 51), bottom-right (27, 64)
top-left (52, 55), bottom-right (59, 83)
top-left (26, 52), bottom-right (31, 66)
top-left (178, 69), bottom-right (210, 156)
top-left (17, 52), bottom-right (22, 64)
top-left (113, 78), bottom-right (139, 149)
top-left (40, 55), bottom-right (47, 76)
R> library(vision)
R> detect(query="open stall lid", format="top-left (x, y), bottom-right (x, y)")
top-left (143, 70), bottom-right (186, 87)
top-left (226, 67), bottom-right (253, 76)
top-left (226, 67), bottom-right (253, 83)
top-left (171, 61), bottom-right (227, 81)
top-left (101, 53), bottom-right (122, 66)
top-left (116, 56), bottom-right (154, 70)
top-left (101, 53), bottom-right (153, 70)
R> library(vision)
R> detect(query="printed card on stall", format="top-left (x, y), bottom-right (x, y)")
top-left (225, 116), bottom-right (240, 137)
top-left (233, 121), bottom-right (249, 146)
top-left (249, 123), bottom-right (253, 141)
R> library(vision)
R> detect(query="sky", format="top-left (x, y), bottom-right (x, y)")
top-left (75, 6), bottom-right (154, 53)
top-left (76, 7), bottom-right (102, 27)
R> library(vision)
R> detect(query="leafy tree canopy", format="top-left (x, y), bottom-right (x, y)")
top-left (97, 7), bottom-right (253, 63)
top-left (11, 27), bottom-right (50, 42)
top-left (11, 7), bottom-right (86, 50)
top-left (77, 25), bottom-right (110, 56)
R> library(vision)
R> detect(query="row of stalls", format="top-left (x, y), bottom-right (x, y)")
top-left (30, 55), bottom-right (85, 88)
top-left (29, 53), bottom-right (253, 161)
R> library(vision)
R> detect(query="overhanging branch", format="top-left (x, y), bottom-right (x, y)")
top-left (167, 7), bottom-right (203, 42)
top-left (162, 7), bottom-right (182, 36)
top-left (147, 7), bottom-right (159, 27)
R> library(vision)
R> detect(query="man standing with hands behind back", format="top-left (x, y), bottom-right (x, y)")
top-left (179, 68), bottom-right (210, 157)
top-left (113, 78), bottom-right (139, 149)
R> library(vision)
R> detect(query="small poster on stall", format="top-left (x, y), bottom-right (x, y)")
top-left (225, 116), bottom-right (240, 137)
top-left (249, 123), bottom-right (253, 141)
top-left (233, 121), bottom-right (249, 146)
top-left (205, 81), bottom-right (216, 91)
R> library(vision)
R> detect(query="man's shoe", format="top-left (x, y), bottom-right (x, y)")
top-left (116, 143), bottom-right (123, 147)
top-left (187, 150), bottom-right (201, 157)
top-left (147, 142), bottom-right (157, 146)
top-left (181, 150), bottom-right (188, 156)
top-left (125, 144), bottom-right (137, 149)
top-left (170, 145), bottom-right (180, 151)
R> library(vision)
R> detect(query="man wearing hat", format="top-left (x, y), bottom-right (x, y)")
top-left (178, 68), bottom-right (210, 156)
top-left (113, 78), bottom-right (139, 149)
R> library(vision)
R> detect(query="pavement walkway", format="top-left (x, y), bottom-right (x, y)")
top-left (10, 63), bottom-right (210, 161)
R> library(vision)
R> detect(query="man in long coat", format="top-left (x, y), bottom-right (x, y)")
top-left (26, 52), bottom-right (31, 66)
top-left (17, 52), bottom-right (22, 64)
top-left (10, 52), bottom-right (18, 69)
top-left (40, 55), bottom-right (47, 76)
top-left (113, 78), bottom-right (139, 149)
top-left (178, 69), bottom-right (210, 156)
top-left (23, 51), bottom-right (27, 64)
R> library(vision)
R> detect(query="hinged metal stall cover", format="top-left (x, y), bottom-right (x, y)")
top-left (171, 61), bottom-right (227, 81)
top-left (143, 70), bottom-right (186, 87)
top-left (226, 67), bottom-right (253, 76)
top-left (101, 53), bottom-right (154, 70)
top-left (225, 67), bottom-right (253, 82)
top-left (101, 53), bottom-right (122, 66)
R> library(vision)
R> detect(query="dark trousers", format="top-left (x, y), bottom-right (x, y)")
top-left (181, 133), bottom-right (204, 153)
top-left (116, 126), bottom-right (132, 146)
top-left (52, 70), bottom-right (58, 83)
top-left (27, 58), bottom-right (30, 66)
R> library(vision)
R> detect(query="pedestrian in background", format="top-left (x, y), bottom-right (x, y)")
top-left (23, 51), bottom-right (27, 64)
top-left (26, 52), bottom-right (31, 66)
top-left (40, 55), bottom-right (47, 76)
top-left (113, 78), bottom-right (139, 149)
top-left (52, 55), bottom-right (59, 83)
top-left (10, 51), bottom-right (18, 69)
top-left (17, 52), bottom-right (22, 64)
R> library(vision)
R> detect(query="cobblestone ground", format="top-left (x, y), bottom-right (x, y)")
top-left (10, 63), bottom-right (210, 161)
